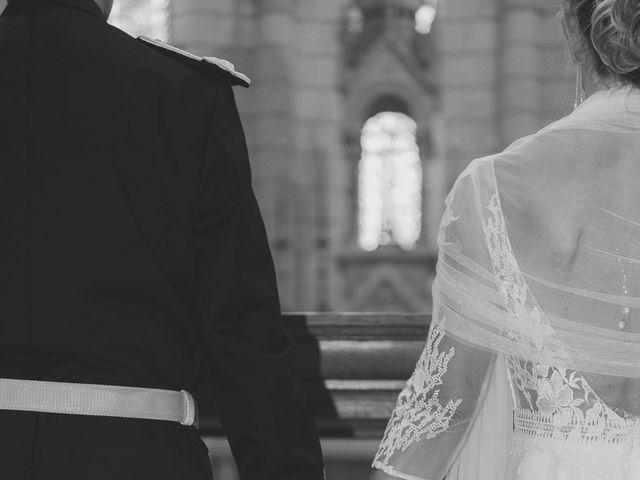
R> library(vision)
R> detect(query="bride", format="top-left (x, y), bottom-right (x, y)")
top-left (371, 1), bottom-right (640, 479)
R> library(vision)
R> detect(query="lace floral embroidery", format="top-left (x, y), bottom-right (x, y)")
top-left (481, 193), bottom-right (553, 349)
top-left (507, 356), bottom-right (628, 443)
top-left (372, 325), bottom-right (462, 469)
top-left (480, 190), bottom-right (628, 446)
top-left (536, 367), bottom-right (586, 425)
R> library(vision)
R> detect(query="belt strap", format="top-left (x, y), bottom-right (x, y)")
top-left (0, 378), bottom-right (199, 428)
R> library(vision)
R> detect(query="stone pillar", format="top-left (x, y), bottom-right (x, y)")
top-left (251, 0), bottom-right (297, 309)
top-left (295, 0), bottom-right (349, 310)
top-left (435, 0), bottom-right (500, 185)
top-left (416, 123), bottom-right (436, 251)
top-left (498, 0), bottom-right (544, 146)
top-left (170, 0), bottom-right (236, 54)
top-left (343, 126), bottom-right (362, 247)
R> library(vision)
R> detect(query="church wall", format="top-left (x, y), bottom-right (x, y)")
top-left (171, 0), bottom-right (236, 52)
top-left (290, 0), bottom-right (350, 310)
top-left (436, 0), bottom-right (501, 185)
top-left (167, 0), bottom-right (574, 313)
top-left (498, 1), bottom-right (545, 148)
top-left (539, 2), bottom-right (575, 124)
top-left (438, 0), bottom-right (573, 186)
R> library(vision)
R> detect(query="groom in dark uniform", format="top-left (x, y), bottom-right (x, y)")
top-left (0, 0), bottom-right (324, 479)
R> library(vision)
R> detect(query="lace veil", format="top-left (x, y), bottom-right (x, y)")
top-left (372, 86), bottom-right (640, 480)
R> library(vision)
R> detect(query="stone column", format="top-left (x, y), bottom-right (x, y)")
top-left (294, 0), bottom-right (349, 310)
top-left (416, 124), bottom-right (436, 251)
top-left (343, 126), bottom-right (362, 247)
top-left (251, 0), bottom-right (297, 309)
top-left (498, 0), bottom-right (544, 146)
top-left (170, 0), bottom-right (236, 54)
top-left (435, 0), bottom-right (500, 184)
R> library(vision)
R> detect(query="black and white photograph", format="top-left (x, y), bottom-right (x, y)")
top-left (2, 0), bottom-right (640, 479)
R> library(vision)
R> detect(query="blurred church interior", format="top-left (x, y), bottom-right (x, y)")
top-left (105, 0), bottom-right (575, 317)
top-left (0, 0), bottom-right (577, 478)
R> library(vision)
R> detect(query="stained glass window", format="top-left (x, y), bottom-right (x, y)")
top-left (358, 112), bottom-right (422, 251)
top-left (109, 0), bottom-right (170, 41)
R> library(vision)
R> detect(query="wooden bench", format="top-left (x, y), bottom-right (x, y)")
top-left (195, 313), bottom-right (430, 438)
top-left (194, 313), bottom-right (431, 479)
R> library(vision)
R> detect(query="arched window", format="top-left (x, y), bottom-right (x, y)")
top-left (109, 0), bottom-right (170, 41)
top-left (358, 112), bottom-right (422, 251)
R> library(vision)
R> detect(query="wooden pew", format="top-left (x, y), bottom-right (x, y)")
top-left (196, 313), bottom-right (430, 438)
top-left (194, 313), bottom-right (431, 479)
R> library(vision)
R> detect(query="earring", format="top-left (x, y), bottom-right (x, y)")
top-left (574, 65), bottom-right (586, 109)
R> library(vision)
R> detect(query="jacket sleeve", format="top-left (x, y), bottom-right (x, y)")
top-left (190, 82), bottom-right (325, 480)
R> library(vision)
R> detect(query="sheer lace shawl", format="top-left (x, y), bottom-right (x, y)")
top-left (372, 86), bottom-right (640, 479)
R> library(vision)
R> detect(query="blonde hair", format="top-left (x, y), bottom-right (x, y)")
top-left (561, 0), bottom-right (640, 86)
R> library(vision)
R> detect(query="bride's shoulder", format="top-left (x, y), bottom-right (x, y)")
top-left (449, 123), bottom-right (586, 216)
top-left (492, 128), bottom-right (586, 276)
top-left (455, 120), bottom-right (586, 191)
top-left (493, 126), bottom-right (586, 192)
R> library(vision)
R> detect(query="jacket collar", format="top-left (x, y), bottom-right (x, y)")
top-left (2, 0), bottom-right (106, 21)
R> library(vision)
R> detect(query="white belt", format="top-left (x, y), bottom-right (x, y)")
top-left (0, 377), bottom-right (199, 428)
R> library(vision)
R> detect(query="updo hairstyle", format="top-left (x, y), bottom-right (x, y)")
top-left (561, 0), bottom-right (640, 86)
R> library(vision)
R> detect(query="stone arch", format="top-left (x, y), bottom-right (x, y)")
top-left (365, 94), bottom-right (411, 119)
top-left (346, 79), bottom-right (435, 130)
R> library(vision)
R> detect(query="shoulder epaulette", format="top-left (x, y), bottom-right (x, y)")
top-left (137, 36), bottom-right (251, 88)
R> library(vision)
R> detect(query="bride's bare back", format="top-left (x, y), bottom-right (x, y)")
top-left (498, 108), bottom-right (640, 417)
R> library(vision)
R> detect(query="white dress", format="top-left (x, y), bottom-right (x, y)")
top-left (372, 87), bottom-right (640, 480)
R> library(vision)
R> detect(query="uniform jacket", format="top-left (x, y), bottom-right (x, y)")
top-left (0, 0), bottom-right (324, 478)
